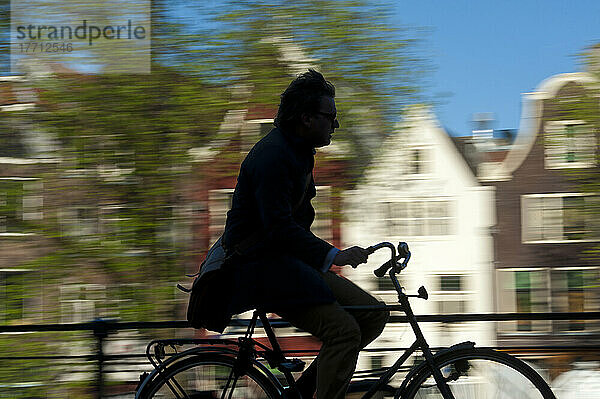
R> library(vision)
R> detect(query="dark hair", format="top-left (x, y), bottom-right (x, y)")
top-left (274, 69), bottom-right (335, 131)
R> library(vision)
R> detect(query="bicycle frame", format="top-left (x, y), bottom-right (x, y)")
top-left (238, 242), bottom-right (463, 399)
top-left (357, 279), bottom-right (464, 399)
top-left (137, 242), bottom-right (464, 399)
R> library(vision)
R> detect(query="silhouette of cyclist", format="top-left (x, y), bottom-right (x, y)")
top-left (222, 69), bottom-right (389, 399)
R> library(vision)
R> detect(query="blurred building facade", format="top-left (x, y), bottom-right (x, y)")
top-left (342, 105), bottom-right (497, 371)
top-left (0, 68), bottom-right (193, 327)
top-left (1, 56), bottom-right (599, 395)
top-left (0, 74), bottom-right (61, 325)
top-left (472, 73), bottom-right (600, 353)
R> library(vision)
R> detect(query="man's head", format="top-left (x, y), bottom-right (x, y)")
top-left (274, 69), bottom-right (340, 147)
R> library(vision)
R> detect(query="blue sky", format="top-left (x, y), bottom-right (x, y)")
top-left (395, 1), bottom-right (600, 136)
top-left (42, 1), bottom-right (596, 137)
top-left (181, 1), bottom-right (599, 136)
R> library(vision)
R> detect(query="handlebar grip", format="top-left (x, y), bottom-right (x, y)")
top-left (398, 242), bottom-right (409, 257)
top-left (374, 260), bottom-right (393, 277)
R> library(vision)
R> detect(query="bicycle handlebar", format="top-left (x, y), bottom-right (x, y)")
top-left (374, 259), bottom-right (395, 277)
top-left (366, 241), bottom-right (411, 277)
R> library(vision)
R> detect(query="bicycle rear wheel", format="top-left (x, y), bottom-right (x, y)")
top-left (138, 352), bottom-right (281, 399)
top-left (402, 348), bottom-right (556, 399)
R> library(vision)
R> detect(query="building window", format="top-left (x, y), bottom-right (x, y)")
top-left (208, 189), bottom-right (234, 245)
top-left (310, 186), bottom-right (333, 242)
top-left (382, 198), bottom-right (453, 237)
top-left (0, 123), bottom-right (27, 158)
top-left (498, 268), bottom-right (599, 334)
top-left (551, 268), bottom-right (600, 333)
top-left (440, 275), bottom-right (462, 291)
top-left (60, 204), bottom-right (140, 245)
top-left (0, 270), bottom-right (31, 323)
top-left (60, 206), bottom-right (99, 237)
top-left (435, 275), bottom-right (467, 314)
top-left (407, 147), bottom-right (431, 176)
top-left (370, 355), bottom-right (384, 371)
top-left (0, 178), bottom-right (42, 235)
top-left (375, 275), bottom-right (396, 293)
top-left (156, 205), bottom-right (192, 248)
top-left (522, 194), bottom-right (599, 243)
top-left (515, 271), bottom-right (543, 331)
top-left (68, 134), bottom-right (131, 171)
top-left (100, 204), bottom-right (133, 246)
top-left (544, 121), bottom-right (596, 169)
top-left (497, 269), bottom-right (551, 333)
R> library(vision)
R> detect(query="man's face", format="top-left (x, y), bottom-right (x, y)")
top-left (305, 96), bottom-right (340, 147)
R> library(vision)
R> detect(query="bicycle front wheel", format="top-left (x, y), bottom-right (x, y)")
top-left (138, 352), bottom-right (281, 399)
top-left (402, 347), bottom-right (556, 399)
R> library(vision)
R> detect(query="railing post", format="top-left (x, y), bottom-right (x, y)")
top-left (92, 318), bottom-right (114, 399)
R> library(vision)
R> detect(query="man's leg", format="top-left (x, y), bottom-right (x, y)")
top-left (321, 270), bottom-right (390, 348)
top-left (278, 301), bottom-right (361, 399)
top-left (278, 271), bottom-right (389, 398)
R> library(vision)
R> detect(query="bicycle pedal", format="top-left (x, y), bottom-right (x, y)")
top-left (279, 358), bottom-right (306, 373)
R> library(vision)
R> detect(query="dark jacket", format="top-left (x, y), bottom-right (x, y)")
top-left (222, 127), bottom-right (336, 315)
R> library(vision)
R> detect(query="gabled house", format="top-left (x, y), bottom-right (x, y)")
top-left (189, 103), bottom-right (352, 268)
top-left (477, 72), bottom-right (600, 350)
top-left (342, 105), bottom-right (496, 370)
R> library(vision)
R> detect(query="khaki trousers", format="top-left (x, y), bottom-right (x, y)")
top-left (277, 270), bottom-right (390, 399)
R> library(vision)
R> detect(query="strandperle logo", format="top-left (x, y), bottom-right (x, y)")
top-left (10, 0), bottom-right (150, 74)
top-left (15, 20), bottom-right (147, 46)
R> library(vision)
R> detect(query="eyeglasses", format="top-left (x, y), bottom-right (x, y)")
top-left (315, 111), bottom-right (338, 124)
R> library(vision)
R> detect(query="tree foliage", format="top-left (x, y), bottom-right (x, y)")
top-left (30, 64), bottom-right (228, 320)
top-left (194, 0), bottom-right (429, 179)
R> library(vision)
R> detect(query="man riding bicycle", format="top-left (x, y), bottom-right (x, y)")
top-left (201, 69), bottom-right (389, 399)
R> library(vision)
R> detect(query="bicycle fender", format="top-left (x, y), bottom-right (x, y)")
top-left (135, 347), bottom-right (240, 397)
top-left (395, 341), bottom-right (476, 398)
top-left (434, 341), bottom-right (475, 356)
top-left (135, 347), bottom-right (284, 398)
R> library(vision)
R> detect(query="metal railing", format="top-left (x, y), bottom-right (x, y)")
top-left (1, 312), bottom-right (600, 398)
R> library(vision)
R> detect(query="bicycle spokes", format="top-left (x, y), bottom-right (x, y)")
top-left (413, 359), bottom-right (548, 398)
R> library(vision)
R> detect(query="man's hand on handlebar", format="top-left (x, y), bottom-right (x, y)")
top-left (333, 246), bottom-right (369, 268)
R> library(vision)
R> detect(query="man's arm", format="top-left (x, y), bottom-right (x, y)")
top-left (320, 247), bottom-right (339, 272)
top-left (321, 246), bottom-right (370, 272)
top-left (332, 246), bottom-right (369, 268)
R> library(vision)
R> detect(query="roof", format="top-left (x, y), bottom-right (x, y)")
top-left (0, 83), bottom-right (19, 105)
top-left (488, 72), bottom-right (596, 181)
top-left (448, 136), bottom-right (479, 177)
top-left (447, 72), bottom-right (596, 183)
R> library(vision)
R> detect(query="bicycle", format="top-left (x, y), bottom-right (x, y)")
top-left (135, 241), bottom-right (557, 398)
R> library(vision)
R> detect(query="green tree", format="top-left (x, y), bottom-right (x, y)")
top-left (197, 0), bottom-right (429, 180)
top-left (0, 2), bottom-right (229, 396)
top-left (31, 65), bottom-right (228, 320)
